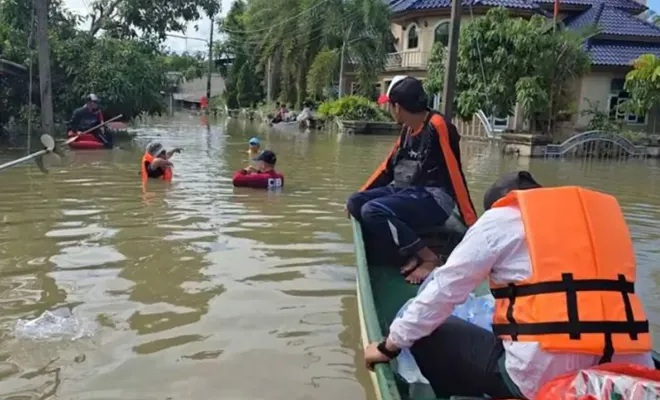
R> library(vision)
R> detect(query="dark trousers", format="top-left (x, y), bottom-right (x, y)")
top-left (411, 316), bottom-right (524, 399)
top-left (347, 186), bottom-right (449, 257)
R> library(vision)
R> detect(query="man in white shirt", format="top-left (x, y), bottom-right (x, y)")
top-left (364, 171), bottom-right (654, 399)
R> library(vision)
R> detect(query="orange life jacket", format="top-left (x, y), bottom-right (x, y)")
top-left (490, 186), bottom-right (651, 362)
top-left (141, 152), bottom-right (172, 182)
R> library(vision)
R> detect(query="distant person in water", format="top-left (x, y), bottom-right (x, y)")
top-left (233, 150), bottom-right (284, 189)
top-left (248, 137), bottom-right (261, 157)
top-left (141, 142), bottom-right (182, 182)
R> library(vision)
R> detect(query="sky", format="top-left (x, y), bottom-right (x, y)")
top-left (63, 0), bottom-right (235, 54)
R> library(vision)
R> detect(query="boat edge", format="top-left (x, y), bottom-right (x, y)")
top-left (352, 218), bottom-right (403, 400)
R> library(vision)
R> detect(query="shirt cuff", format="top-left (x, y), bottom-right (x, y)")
top-left (387, 324), bottom-right (413, 350)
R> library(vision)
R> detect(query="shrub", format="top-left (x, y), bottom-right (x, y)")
top-left (317, 96), bottom-right (390, 121)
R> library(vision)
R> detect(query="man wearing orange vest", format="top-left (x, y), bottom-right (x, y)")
top-left (346, 76), bottom-right (477, 284)
top-left (141, 142), bottom-right (181, 182)
top-left (364, 171), bottom-right (653, 399)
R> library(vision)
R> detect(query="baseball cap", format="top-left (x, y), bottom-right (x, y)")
top-left (87, 93), bottom-right (99, 102)
top-left (483, 171), bottom-right (542, 211)
top-left (249, 137), bottom-right (260, 146)
top-left (256, 150), bottom-right (277, 165)
top-left (377, 76), bottom-right (428, 112)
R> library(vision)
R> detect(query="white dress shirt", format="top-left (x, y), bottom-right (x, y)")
top-left (388, 205), bottom-right (654, 399)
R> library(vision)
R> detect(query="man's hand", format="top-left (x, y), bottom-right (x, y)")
top-left (364, 343), bottom-right (391, 371)
top-left (243, 165), bottom-right (257, 173)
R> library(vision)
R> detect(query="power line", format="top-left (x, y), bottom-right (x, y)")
top-left (218, 0), bottom-right (331, 35)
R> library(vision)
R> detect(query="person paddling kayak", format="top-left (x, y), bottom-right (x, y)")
top-left (67, 94), bottom-right (113, 148)
top-left (141, 142), bottom-right (181, 182)
top-left (364, 171), bottom-right (654, 399)
top-left (346, 76), bottom-right (477, 284)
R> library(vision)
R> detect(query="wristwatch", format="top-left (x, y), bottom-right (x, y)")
top-left (377, 340), bottom-right (401, 359)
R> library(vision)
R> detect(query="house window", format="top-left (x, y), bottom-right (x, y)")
top-left (406, 24), bottom-right (419, 49)
top-left (608, 90), bottom-right (646, 125)
top-left (434, 22), bottom-right (450, 46)
top-left (350, 82), bottom-right (360, 95)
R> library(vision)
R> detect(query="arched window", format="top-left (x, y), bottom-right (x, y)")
top-left (434, 21), bottom-right (450, 46)
top-left (406, 24), bottom-right (419, 49)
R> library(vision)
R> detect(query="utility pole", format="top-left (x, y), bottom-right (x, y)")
top-left (206, 17), bottom-right (214, 113)
top-left (441, 0), bottom-right (461, 120)
top-left (266, 57), bottom-right (273, 103)
top-left (35, 0), bottom-right (54, 136)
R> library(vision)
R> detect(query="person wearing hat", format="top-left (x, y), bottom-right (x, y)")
top-left (232, 150), bottom-right (284, 189)
top-left (141, 142), bottom-right (182, 182)
top-left (364, 171), bottom-right (654, 399)
top-left (67, 94), bottom-right (113, 148)
top-left (346, 75), bottom-right (477, 284)
top-left (248, 137), bottom-right (261, 158)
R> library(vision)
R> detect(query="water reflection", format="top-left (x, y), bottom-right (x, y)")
top-left (0, 116), bottom-right (657, 399)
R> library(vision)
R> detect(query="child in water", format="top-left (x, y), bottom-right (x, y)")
top-left (248, 137), bottom-right (260, 158)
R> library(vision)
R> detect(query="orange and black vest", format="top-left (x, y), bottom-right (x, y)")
top-left (490, 186), bottom-right (651, 363)
top-left (141, 152), bottom-right (172, 182)
top-left (360, 112), bottom-right (477, 226)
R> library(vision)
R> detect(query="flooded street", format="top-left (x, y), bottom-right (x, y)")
top-left (0, 115), bottom-right (659, 400)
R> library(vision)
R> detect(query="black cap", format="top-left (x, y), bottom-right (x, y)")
top-left (256, 150), bottom-right (277, 165)
top-left (377, 76), bottom-right (428, 113)
top-left (483, 171), bottom-right (542, 211)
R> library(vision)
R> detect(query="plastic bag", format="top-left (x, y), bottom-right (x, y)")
top-left (537, 363), bottom-right (660, 400)
top-left (395, 274), bottom-right (495, 384)
top-left (14, 307), bottom-right (95, 341)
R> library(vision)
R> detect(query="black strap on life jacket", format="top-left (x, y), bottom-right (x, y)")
top-left (491, 273), bottom-right (649, 364)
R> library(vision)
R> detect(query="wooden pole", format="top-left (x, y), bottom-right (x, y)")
top-left (266, 57), bottom-right (273, 103)
top-left (442, 0), bottom-right (461, 120)
top-left (206, 17), bottom-right (214, 113)
top-left (35, 0), bottom-right (54, 137)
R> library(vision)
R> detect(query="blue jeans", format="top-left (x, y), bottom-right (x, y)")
top-left (347, 186), bottom-right (450, 257)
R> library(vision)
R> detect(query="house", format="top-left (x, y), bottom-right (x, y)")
top-left (342, 0), bottom-right (660, 134)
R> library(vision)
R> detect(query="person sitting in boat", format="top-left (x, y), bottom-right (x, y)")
top-left (248, 137), bottom-right (261, 158)
top-left (232, 150), bottom-right (284, 189)
top-left (346, 75), bottom-right (477, 284)
top-left (363, 170), bottom-right (654, 399)
top-left (67, 93), bottom-right (113, 148)
top-left (271, 103), bottom-right (286, 124)
top-left (141, 142), bottom-right (181, 182)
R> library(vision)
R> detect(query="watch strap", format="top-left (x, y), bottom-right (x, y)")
top-left (377, 341), bottom-right (401, 359)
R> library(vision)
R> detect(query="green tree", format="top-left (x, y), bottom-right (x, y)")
top-left (306, 48), bottom-right (339, 100)
top-left (87, 0), bottom-right (221, 40)
top-left (424, 43), bottom-right (446, 99)
top-left (442, 7), bottom-right (591, 132)
top-left (625, 54), bottom-right (660, 133)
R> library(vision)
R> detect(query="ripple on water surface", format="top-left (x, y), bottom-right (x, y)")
top-left (0, 119), bottom-right (658, 399)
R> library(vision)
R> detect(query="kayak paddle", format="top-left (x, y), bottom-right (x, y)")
top-left (0, 134), bottom-right (59, 174)
top-left (65, 114), bottom-right (123, 145)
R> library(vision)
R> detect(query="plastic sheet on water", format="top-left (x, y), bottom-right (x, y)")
top-left (395, 274), bottom-right (495, 385)
top-left (14, 308), bottom-right (95, 341)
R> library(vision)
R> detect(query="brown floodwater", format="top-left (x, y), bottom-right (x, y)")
top-left (0, 115), bottom-right (658, 399)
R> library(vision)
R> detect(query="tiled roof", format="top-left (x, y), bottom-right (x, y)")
top-left (587, 41), bottom-right (660, 65)
top-left (566, 3), bottom-right (660, 37)
top-left (389, 0), bottom-right (644, 13)
top-left (389, 0), bottom-right (538, 13)
top-left (535, 0), bottom-right (644, 11)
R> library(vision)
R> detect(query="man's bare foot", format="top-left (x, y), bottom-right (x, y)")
top-left (405, 259), bottom-right (437, 284)
top-left (400, 257), bottom-right (419, 276)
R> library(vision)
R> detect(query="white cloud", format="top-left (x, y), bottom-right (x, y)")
top-left (62, 0), bottom-right (234, 54)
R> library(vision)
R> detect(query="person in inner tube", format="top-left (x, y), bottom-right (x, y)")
top-left (233, 150), bottom-right (284, 189)
top-left (143, 142), bottom-right (181, 180)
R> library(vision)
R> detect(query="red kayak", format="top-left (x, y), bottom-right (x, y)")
top-left (67, 131), bottom-right (105, 150)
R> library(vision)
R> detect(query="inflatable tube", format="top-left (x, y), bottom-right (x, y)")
top-left (67, 131), bottom-right (105, 150)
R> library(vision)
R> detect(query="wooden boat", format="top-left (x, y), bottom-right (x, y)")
top-left (352, 218), bottom-right (660, 400)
